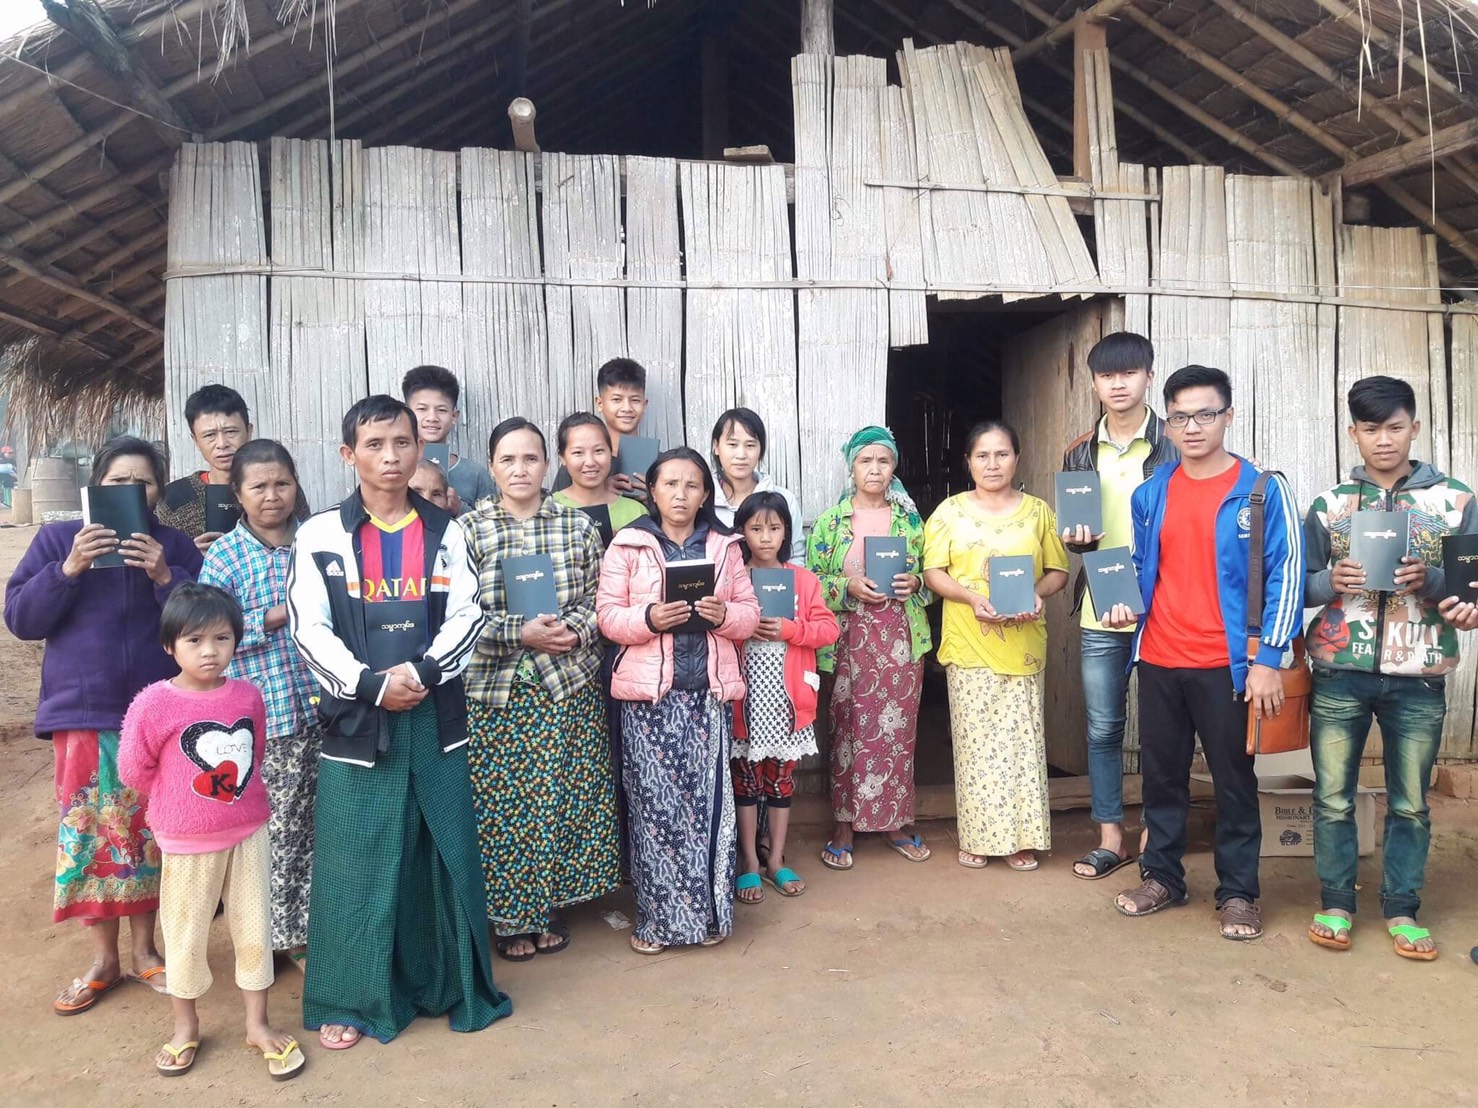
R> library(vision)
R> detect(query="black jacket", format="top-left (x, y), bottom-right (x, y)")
top-left (286, 489), bottom-right (485, 767)
top-left (1060, 413), bottom-right (1178, 616)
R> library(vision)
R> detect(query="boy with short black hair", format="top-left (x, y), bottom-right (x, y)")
top-left (159, 384), bottom-right (310, 552)
top-left (553, 357), bottom-right (651, 498)
top-left (401, 365), bottom-right (495, 514)
top-left (1060, 332), bottom-right (1177, 880)
top-left (1106, 365), bottom-right (1303, 941)
top-left (1304, 375), bottom-right (1477, 960)
top-left (288, 393), bottom-right (510, 1048)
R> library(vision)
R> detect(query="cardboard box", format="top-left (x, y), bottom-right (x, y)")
top-left (1194, 758), bottom-right (1380, 857)
top-left (1256, 775), bottom-right (1378, 857)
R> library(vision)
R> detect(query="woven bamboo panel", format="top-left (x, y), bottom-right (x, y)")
top-left (1446, 314), bottom-right (1478, 758)
top-left (623, 156), bottom-right (684, 451)
top-left (1335, 226), bottom-right (1448, 476)
top-left (1225, 174), bottom-right (1336, 509)
top-left (1152, 165), bottom-right (1231, 377)
top-left (267, 137), bottom-right (365, 511)
top-left (163, 141), bottom-right (269, 478)
top-left (793, 54), bottom-right (889, 524)
top-left (680, 161), bottom-right (799, 496)
top-left (1083, 47), bottom-right (1148, 334)
top-left (460, 148), bottom-right (546, 449)
top-left (362, 146), bottom-right (464, 401)
top-left (879, 85), bottom-right (927, 347)
top-left (542, 152), bottom-right (628, 429)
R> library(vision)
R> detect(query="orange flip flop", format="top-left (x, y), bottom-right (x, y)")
top-left (54, 975), bottom-right (124, 1016)
top-left (131, 965), bottom-right (169, 994)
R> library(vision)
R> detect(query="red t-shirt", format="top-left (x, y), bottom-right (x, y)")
top-left (1139, 464), bottom-right (1240, 669)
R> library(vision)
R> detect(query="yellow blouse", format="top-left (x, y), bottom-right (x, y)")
top-left (923, 492), bottom-right (1068, 674)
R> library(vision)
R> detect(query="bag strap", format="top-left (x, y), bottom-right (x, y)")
top-left (1245, 471), bottom-right (1278, 643)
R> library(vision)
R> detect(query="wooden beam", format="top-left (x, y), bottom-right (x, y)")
top-left (4, 162), bottom-right (163, 252)
top-left (0, 300), bottom-right (131, 359)
top-left (0, 236), bottom-right (160, 336)
top-left (1335, 119), bottom-right (1478, 188)
top-left (800, 0), bottom-right (833, 55)
top-left (1011, 0), bottom-right (1139, 63)
top-left (41, 0), bottom-right (198, 147)
top-left (508, 99), bottom-right (540, 153)
top-left (1309, 0), bottom-right (1477, 115)
top-left (1072, 13), bottom-right (1107, 181)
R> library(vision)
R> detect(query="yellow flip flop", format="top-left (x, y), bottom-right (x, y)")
top-left (156, 1040), bottom-right (200, 1077)
top-left (256, 1037), bottom-right (306, 1081)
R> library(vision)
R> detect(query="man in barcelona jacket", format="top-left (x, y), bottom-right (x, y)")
top-left (1104, 365), bottom-right (1304, 942)
top-left (287, 394), bottom-right (511, 1050)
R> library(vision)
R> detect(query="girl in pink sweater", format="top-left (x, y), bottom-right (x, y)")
top-left (119, 583), bottom-right (304, 1082)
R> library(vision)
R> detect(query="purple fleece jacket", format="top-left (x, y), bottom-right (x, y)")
top-left (4, 518), bottom-right (203, 737)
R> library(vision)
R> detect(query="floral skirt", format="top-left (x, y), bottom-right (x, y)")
top-left (261, 728), bottom-right (321, 949)
top-left (621, 690), bottom-right (736, 946)
top-left (947, 667), bottom-right (1051, 855)
top-left (830, 603), bottom-right (922, 833)
top-left (467, 682), bottom-right (620, 936)
top-left (53, 730), bottom-right (160, 924)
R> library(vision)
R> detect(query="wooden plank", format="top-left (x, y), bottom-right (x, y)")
top-left (1001, 300), bottom-right (1115, 775)
top-left (1072, 13), bottom-right (1108, 181)
top-left (623, 156), bottom-right (685, 451)
top-left (1334, 119), bottom-right (1478, 187)
top-left (163, 142), bottom-right (268, 478)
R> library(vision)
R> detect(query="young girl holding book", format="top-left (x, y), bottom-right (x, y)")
top-left (119, 583), bottom-right (304, 1081)
top-left (732, 493), bottom-right (839, 901)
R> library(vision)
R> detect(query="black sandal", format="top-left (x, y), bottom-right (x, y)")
top-left (536, 920), bottom-right (571, 956)
top-left (1072, 847), bottom-right (1136, 881)
top-left (495, 934), bottom-right (537, 962)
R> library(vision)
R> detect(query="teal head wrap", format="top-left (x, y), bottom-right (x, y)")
top-left (840, 425), bottom-right (915, 514)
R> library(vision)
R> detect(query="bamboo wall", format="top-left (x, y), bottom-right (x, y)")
top-left (164, 46), bottom-right (1478, 766)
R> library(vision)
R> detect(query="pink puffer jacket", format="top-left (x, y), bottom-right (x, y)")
top-left (596, 525), bottom-right (761, 704)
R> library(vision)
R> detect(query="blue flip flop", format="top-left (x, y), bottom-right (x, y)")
top-left (887, 834), bottom-right (932, 862)
top-left (820, 842), bottom-right (854, 870)
top-left (736, 871), bottom-right (765, 903)
top-left (765, 867), bottom-right (805, 897)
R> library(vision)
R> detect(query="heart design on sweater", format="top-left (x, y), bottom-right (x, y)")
top-left (180, 717), bottom-right (256, 803)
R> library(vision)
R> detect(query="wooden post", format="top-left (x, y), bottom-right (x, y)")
top-left (1072, 13), bottom-right (1107, 182)
top-left (508, 98), bottom-right (539, 153)
top-left (800, 0), bottom-right (833, 55)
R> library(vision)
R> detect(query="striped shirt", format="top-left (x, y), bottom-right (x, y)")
top-left (460, 496), bottom-right (604, 708)
top-left (200, 523), bottom-right (317, 740)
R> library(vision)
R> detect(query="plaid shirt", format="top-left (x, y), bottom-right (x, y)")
top-left (460, 496), bottom-right (604, 708)
top-left (200, 523), bottom-right (317, 739)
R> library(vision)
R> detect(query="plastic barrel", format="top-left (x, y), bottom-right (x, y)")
top-left (30, 457), bottom-right (81, 521)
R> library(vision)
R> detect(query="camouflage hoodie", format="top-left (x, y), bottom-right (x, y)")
top-left (1304, 461), bottom-right (1478, 676)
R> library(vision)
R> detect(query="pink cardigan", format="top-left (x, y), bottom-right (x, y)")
top-left (596, 526), bottom-right (761, 703)
top-left (119, 677), bottom-right (269, 854)
top-left (733, 563), bottom-right (839, 740)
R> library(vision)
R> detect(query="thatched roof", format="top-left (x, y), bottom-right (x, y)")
top-left (2, 0), bottom-right (1477, 435)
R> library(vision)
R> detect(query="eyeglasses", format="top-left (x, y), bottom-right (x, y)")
top-left (1165, 407), bottom-right (1229, 429)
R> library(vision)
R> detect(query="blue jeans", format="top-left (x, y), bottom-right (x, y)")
top-left (1081, 629), bottom-right (1134, 825)
top-left (1310, 667), bottom-right (1446, 919)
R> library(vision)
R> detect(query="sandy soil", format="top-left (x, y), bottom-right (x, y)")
top-left (0, 521), bottom-right (1476, 1107)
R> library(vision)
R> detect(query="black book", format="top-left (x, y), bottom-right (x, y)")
top-left (422, 442), bottom-right (451, 472)
top-left (987, 554), bottom-right (1037, 617)
top-left (864, 535), bottom-right (909, 597)
top-left (363, 599), bottom-right (427, 672)
top-left (614, 436), bottom-right (660, 480)
top-left (81, 484), bottom-right (149, 568)
top-left (1082, 546), bottom-right (1145, 619)
top-left (1349, 510), bottom-right (1410, 592)
top-left (1054, 470), bottom-right (1103, 535)
top-left (1442, 533), bottom-right (1478, 604)
top-left (502, 553), bottom-right (560, 620)
top-left (579, 503), bottom-right (614, 547)
top-left (751, 567), bottom-right (796, 619)
top-left (665, 558), bottom-right (716, 635)
top-left (204, 484), bottom-right (242, 535)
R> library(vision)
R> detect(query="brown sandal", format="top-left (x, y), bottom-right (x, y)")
top-left (1114, 876), bottom-right (1189, 917)
top-left (1217, 897), bottom-right (1264, 941)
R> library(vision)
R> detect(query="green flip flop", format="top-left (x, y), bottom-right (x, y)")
top-left (1308, 913), bottom-right (1352, 950)
top-left (1388, 923), bottom-right (1438, 961)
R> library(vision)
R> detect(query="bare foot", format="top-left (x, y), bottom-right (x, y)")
top-left (958, 850), bottom-right (988, 868)
top-left (829, 821), bottom-right (854, 852)
top-left (319, 1024), bottom-right (361, 1049)
top-left (286, 946), bottom-right (308, 974)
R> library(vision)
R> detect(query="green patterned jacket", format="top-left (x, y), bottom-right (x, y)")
top-left (806, 496), bottom-right (934, 673)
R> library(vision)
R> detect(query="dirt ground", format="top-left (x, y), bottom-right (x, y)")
top-left (0, 522), bottom-right (1476, 1107)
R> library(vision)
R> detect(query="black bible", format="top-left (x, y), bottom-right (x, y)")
top-left (82, 484), bottom-right (149, 569)
top-left (665, 559), bottom-right (716, 635)
top-left (751, 567), bottom-right (796, 620)
top-left (503, 553), bottom-right (560, 620)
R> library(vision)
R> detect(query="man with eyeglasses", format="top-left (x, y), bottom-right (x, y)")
top-left (1102, 365), bottom-right (1303, 941)
top-left (1060, 332), bottom-right (1177, 883)
top-left (157, 384), bottom-right (312, 554)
